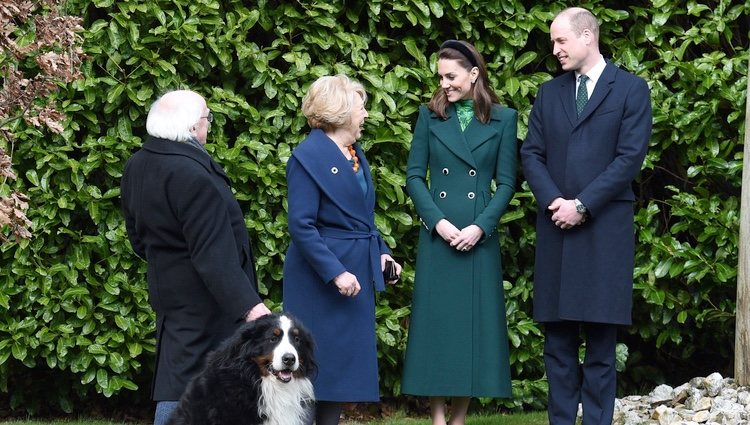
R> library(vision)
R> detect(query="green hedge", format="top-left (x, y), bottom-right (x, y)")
top-left (0, 0), bottom-right (747, 415)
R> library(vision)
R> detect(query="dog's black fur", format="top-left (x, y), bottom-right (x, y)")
top-left (166, 313), bottom-right (316, 425)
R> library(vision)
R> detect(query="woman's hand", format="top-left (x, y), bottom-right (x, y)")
top-left (381, 254), bottom-right (403, 284)
top-left (435, 219), bottom-right (460, 243)
top-left (333, 271), bottom-right (361, 297)
top-left (449, 224), bottom-right (484, 252)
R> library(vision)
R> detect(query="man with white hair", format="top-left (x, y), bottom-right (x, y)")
top-left (121, 90), bottom-right (271, 425)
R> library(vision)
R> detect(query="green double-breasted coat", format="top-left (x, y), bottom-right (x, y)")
top-left (402, 104), bottom-right (517, 397)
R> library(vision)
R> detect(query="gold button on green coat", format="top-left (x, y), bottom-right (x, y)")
top-left (402, 103), bottom-right (518, 397)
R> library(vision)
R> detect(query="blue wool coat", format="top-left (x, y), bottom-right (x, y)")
top-left (521, 62), bottom-right (652, 325)
top-left (282, 129), bottom-right (389, 402)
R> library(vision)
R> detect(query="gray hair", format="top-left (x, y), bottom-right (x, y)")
top-left (146, 90), bottom-right (204, 142)
top-left (302, 75), bottom-right (367, 132)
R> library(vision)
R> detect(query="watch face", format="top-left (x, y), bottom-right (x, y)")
top-left (576, 203), bottom-right (586, 213)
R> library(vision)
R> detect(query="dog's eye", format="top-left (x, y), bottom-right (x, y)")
top-left (294, 336), bottom-right (301, 343)
top-left (269, 336), bottom-right (279, 343)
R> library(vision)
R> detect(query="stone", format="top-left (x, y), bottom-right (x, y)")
top-left (692, 410), bottom-right (710, 422)
top-left (612, 373), bottom-right (750, 425)
top-left (652, 384), bottom-right (675, 402)
top-left (705, 373), bottom-right (724, 397)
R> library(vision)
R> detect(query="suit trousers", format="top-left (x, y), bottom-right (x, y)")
top-left (154, 400), bottom-right (178, 425)
top-left (543, 321), bottom-right (618, 425)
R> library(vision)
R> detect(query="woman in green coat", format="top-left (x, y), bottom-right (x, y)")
top-left (402, 40), bottom-right (517, 425)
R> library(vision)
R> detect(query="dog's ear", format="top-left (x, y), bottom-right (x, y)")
top-left (301, 335), bottom-right (317, 379)
top-left (237, 314), bottom-right (279, 357)
top-left (239, 314), bottom-right (275, 340)
top-left (208, 316), bottom-right (274, 368)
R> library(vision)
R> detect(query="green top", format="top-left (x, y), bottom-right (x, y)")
top-left (455, 99), bottom-right (474, 131)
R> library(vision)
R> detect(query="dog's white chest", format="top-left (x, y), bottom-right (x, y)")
top-left (259, 377), bottom-right (315, 425)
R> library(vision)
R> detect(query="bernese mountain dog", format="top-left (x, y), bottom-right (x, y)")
top-left (167, 313), bottom-right (316, 425)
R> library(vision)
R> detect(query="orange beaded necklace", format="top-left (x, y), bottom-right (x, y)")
top-left (347, 145), bottom-right (359, 172)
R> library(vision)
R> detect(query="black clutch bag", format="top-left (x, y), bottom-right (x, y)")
top-left (383, 259), bottom-right (398, 282)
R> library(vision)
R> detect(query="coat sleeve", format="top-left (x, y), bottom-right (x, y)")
top-left (520, 85), bottom-right (564, 210)
top-left (286, 156), bottom-right (347, 284)
top-left (120, 161), bottom-right (146, 260)
top-left (171, 166), bottom-right (261, 320)
top-left (473, 109), bottom-right (518, 238)
top-left (577, 77), bottom-right (652, 215)
top-left (406, 106), bottom-right (446, 232)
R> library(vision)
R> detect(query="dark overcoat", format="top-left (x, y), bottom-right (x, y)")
top-left (401, 104), bottom-right (516, 397)
top-left (121, 137), bottom-right (261, 400)
top-left (282, 129), bottom-right (389, 402)
top-left (520, 62), bottom-right (652, 325)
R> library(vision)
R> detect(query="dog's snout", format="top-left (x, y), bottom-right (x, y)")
top-left (282, 353), bottom-right (296, 366)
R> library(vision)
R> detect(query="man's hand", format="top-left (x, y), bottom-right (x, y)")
top-left (245, 302), bottom-right (272, 322)
top-left (549, 197), bottom-right (586, 229)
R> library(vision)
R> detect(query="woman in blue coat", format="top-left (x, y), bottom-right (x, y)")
top-left (283, 75), bottom-right (402, 425)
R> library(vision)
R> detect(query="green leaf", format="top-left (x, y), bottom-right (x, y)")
top-left (96, 369), bottom-right (109, 390)
top-left (25, 170), bottom-right (40, 186)
top-left (62, 287), bottom-right (90, 299)
top-left (654, 259), bottom-right (672, 278)
top-left (11, 343), bottom-right (27, 361)
top-left (513, 51), bottom-right (537, 71)
top-left (115, 315), bottom-right (129, 331)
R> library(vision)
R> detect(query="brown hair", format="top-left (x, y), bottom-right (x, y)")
top-left (427, 40), bottom-right (499, 123)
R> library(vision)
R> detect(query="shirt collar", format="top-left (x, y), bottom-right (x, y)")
top-left (577, 55), bottom-right (606, 85)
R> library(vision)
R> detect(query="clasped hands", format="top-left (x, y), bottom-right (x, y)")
top-left (333, 254), bottom-right (402, 297)
top-left (549, 197), bottom-right (586, 230)
top-left (436, 219), bottom-right (483, 252)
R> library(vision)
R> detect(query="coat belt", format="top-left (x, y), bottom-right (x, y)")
top-left (317, 227), bottom-right (385, 291)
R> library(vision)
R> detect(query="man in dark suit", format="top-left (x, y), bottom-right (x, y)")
top-left (520, 7), bottom-right (652, 425)
top-left (120, 90), bottom-right (271, 425)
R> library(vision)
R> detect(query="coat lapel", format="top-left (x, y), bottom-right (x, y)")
top-left (558, 73), bottom-right (578, 126)
top-left (354, 143), bottom-right (375, 208)
top-left (558, 62), bottom-right (617, 128)
top-left (430, 105), bottom-right (477, 168)
top-left (464, 106), bottom-right (504, 152)
top-left (576, 62), bottom-right (616, 125)
top-left (142, 137), bottom-right (230, 184)
top-left (292, 129), bottom-right (371, 226)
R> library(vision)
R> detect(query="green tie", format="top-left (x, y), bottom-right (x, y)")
top-left (576, 74), bottom-right (589, 117)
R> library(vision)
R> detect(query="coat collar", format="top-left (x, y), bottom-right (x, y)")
top-left (429, 104), bottom-right (507, 167)
top-left (141, 136), bottom-right (229, 182)
top-left (291, 129), bottom-right (375, 228)
top-left (559, 61), bottom-right (617, 127)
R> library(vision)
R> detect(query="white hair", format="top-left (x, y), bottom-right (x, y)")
top-left (146, 90), bottom-right (204, 142)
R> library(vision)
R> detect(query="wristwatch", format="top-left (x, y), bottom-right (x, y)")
top-left (574, 198), bottom-right (587, 215)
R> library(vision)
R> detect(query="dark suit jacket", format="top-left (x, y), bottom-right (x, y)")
top-left (121, 136), bottom-right (261, 400)
top-left (521, 62), bottom-right (652, 325)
